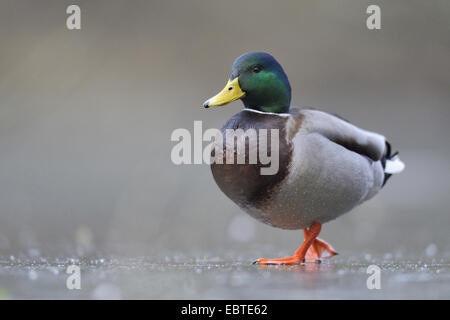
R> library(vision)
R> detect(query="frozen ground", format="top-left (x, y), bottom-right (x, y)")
top-left (1, 252), bottom-right (449, 299)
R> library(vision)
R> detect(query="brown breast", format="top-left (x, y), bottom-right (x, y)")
top-left (210, 109), bottom-right (300, 213)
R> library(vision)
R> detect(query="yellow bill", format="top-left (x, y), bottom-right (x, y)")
top-left (203, 77), bottom-right (245, 108)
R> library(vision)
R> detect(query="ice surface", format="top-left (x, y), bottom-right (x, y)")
top-left (0, 253), bottom-right (449, 299)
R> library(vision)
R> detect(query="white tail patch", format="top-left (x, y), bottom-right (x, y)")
top-left (385, 156), bottom-right (405, 174)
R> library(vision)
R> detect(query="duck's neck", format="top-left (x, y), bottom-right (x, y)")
top-left (241, 74), bottom-right (291, 114)
top-left (246, 103), bottom-right (290, 114)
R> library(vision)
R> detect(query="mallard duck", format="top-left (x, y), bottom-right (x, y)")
top-left (203, 52), bottom-right (405, 265)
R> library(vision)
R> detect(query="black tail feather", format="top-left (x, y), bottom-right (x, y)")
top-left (382, 141), bottom-right (399, 187)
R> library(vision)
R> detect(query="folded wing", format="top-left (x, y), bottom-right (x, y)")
top-left (299, 108), bottom-right (387, 161)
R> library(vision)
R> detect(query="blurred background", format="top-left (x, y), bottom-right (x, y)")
top-left (0, 0), bottom-right (449, 299)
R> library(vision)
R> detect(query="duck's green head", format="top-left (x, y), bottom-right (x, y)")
top-left (203, 52), bottom-right (291, 113)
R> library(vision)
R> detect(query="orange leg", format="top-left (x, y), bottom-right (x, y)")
top-left (254, 222), bottom-right (322, 265)
top-left (304, 229), bottom-right (337, 262)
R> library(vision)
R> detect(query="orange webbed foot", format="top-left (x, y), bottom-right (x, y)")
top-left (253, 222), bottom-right (336, 266)
top-left (253, 256), bottom-right (305, 265)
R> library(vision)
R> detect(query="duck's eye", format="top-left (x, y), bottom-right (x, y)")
top-left (252, 66), bottom-right (261, 73)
